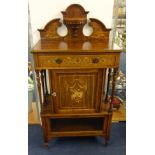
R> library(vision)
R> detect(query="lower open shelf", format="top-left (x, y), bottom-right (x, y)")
top-left (49, 117), bottom-right (104, 133)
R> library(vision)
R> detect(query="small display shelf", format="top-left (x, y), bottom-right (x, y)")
top-left (50, 117), bottom-right (104, 132)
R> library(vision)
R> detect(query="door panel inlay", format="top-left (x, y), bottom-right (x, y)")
top-left (65, 79), bottom-right (87, 105)
top-left (58, 74), bottom-right (96, 109)
top-left (50, 69), bottom-right (104, 113)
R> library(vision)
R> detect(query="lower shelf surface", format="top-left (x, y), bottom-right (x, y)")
top-left (48, 130), bottom-right (105, 138)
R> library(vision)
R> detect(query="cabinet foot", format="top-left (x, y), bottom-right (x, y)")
top-left (104, 140), bottom-right (108, 146)
top-left (104, 137), bottom-right (109, 146)
top-left (44, 142), bottom-right (49, 149)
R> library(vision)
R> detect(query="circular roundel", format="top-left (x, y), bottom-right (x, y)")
top-left (57, 24), bottom-right (68, 37)
top-left (83, 23), bottom-right (93, 36)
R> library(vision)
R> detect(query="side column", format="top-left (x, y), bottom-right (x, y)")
top-left (109, 68), bottom-right (118, 112)
top-left (35, 70), bottom-right (43, 108)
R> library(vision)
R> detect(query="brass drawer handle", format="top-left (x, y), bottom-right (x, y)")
top-left (55, 58), bottom-right (63, 64)
top-left (92, 58), bottom-right (99, 64)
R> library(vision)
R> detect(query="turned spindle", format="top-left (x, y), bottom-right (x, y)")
top-left (105, 68), bottom-right (111, 102)
top-left (109, 68), bottom-right (118, 112)
top-left (35, 70), bottom-right (43, 107)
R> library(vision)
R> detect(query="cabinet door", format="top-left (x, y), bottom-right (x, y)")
top-left (50, 69), bottom-right (105, 114)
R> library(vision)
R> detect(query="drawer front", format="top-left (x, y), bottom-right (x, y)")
top-left (36, 54), bottom-right (118, 69)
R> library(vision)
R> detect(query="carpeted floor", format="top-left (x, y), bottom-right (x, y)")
top-left (28, 123), bottom-right (126, 155)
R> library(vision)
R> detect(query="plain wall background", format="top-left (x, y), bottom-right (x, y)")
top-left (29, 0), bottom-right (114, 46)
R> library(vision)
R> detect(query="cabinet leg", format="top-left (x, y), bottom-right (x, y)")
top-left (43, 131), bottom-right (49, 148)
top-left (44, 141), bottom-right (49, 149)
top-left (41, 117), bottom-right (49, 148)
top-left (104, 137), bottom-right (109, 146)
top-left (43, 135), bottom-right (49, 148)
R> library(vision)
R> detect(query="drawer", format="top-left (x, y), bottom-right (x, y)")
top-left (35, 54), bottom-right (118, 69)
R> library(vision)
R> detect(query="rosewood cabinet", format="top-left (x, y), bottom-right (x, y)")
top-left (32, 4), bottom-right (122, 147)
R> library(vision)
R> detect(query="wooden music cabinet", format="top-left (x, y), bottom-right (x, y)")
top-left (32, 4), bottom-right (122, 147)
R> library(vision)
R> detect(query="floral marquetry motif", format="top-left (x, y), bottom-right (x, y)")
top-left (38, 19), bottom-right (62, 39)
top-left (88, 18), bottom-right (111, 41)
top-left (65, 79), bottom-right (87, 105)
top-left (58, 75), bottom-right (93, 109)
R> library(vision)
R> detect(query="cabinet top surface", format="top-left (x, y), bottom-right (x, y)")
top-left (32, 39), bottom-right (122, 53)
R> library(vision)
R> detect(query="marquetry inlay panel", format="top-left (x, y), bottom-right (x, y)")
top-left (59, 76), bottom-right (90, 108)
top-left (50, 69), bottom-right (104, 113)
top-left (88, 18), bottom-right (111, 42)
top-left (38, 19), bottom-right (62, 39)
top-left (65, 78), bottom-right (87, 105)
